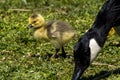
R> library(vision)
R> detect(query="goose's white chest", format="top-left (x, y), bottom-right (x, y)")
top-left (89, 38), bottom-right (101, 63)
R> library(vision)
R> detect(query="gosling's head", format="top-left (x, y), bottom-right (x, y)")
top-left (28, 13), bottom-right (45, 29)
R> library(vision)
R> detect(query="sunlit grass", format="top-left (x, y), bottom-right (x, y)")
top-left (0, 0), bottom-right (120, 80)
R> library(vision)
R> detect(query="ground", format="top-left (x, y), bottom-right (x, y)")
top-left (0, 0), bottom-right (120, 80)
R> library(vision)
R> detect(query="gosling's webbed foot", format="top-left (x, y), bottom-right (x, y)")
top-left (50, 47), bottom-right (67, 58)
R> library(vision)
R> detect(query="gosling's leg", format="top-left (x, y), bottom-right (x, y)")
top-left (61, 46), bottom-right (66, 58)
top-left (51, 48), bottom-right (60, 58)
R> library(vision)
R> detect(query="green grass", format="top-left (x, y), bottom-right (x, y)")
top-left (0, 0), bottom-right (120, 80)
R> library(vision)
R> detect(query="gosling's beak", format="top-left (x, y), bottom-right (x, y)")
top-left (28, 24), bottom-right (33, 28)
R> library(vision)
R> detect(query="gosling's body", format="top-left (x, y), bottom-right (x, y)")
top-left (34, 20), bottom-right (75, 56)
top-left (28, 14), bottom-right (75, 58)
top-left (34, 20), bottom-right (75, 45)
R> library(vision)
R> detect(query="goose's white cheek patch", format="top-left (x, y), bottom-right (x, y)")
top-left (89, 38), bottom-right (101, 63)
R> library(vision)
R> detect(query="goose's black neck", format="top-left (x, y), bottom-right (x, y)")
top-left (85, 0), bottom-right (114, 47)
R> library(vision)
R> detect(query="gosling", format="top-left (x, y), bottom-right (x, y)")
top-left (28, 13), bottom-right (75, 58)
top-left (108, 27), bottom-right (120, 36)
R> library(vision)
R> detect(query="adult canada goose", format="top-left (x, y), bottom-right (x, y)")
top-left (72, 0), bottom-right (120, 80)
top-left (28, 13), bottom-right (75, 58)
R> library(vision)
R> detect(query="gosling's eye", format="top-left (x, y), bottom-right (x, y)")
top-left (33, 21), bottom-right (37, 23)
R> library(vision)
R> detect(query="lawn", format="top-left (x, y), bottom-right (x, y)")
top-left (0, 0), bottom-right (120, 80)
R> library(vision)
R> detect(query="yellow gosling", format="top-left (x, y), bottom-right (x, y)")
top-left (28, 13), bottom-right (76, 58)
top-left (108, 27), bottom-right (115, 36)
top-left (108, 27), bottom-right (120, 36)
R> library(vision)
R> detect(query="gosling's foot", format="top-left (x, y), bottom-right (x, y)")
top-left (51, 53), bottom-right (58, 58)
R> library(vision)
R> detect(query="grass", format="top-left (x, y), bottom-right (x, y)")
top-left (0, 0), bottom-right (120, 80)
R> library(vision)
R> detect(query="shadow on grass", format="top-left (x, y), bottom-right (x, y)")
top-left (80, 68), bottom-right (120, 80)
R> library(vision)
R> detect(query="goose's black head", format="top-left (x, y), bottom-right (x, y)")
top-left (72, 36), bottom-right (91, 80)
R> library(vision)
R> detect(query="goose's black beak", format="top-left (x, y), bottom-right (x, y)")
top-left (72, 60), bottom-right (90, 80)
top-left (28, 24), bottom-right (33, 28)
